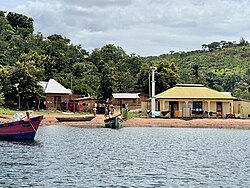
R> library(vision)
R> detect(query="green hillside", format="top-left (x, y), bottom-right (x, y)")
top-left (145, 44), bottom-right (250, 99)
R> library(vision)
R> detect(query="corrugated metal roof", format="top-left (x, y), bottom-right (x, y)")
top-left (112, 93), bottom-right (140, 99)
top-left (39, 81), bottom-right (48, 90)
top-left (220, 92), bottom-right (232, 96)
top-left (70, 97), bottom-right (96, 101)
top-left (155, 85), bottom-right (236, 100)
top-left (45, 79), bottom-right (71, 94)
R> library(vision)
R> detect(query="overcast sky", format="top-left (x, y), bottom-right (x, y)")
top-left (1, 0), bottom-right (249, 56)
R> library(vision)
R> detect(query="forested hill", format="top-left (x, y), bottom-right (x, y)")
top-left (144, 43), bottom-right (250, 100)
top-left (0, 10), bottom-right (179, 107)
top-left (0, 10), bottom-right (249, 109)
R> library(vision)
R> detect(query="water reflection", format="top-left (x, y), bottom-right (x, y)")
top-left (0, 126), bottom-right (250, 187)
top-left (0, 139), bottom-right (42, 146)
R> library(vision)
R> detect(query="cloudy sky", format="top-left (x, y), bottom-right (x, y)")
top-left (0, 0), bottom-right (249, 56)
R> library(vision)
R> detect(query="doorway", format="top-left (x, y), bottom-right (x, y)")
top-left (169, 101), bottom-right (178, 118)
top-left (158, 101), bottom-right (160, 111)
top-left (216, 102), bottom-right (223, 114)
top-left (54, 96), bottom-right (62, 110)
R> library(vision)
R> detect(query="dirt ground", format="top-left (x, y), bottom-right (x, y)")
top-left (1, 113), bottom-right (249, 129)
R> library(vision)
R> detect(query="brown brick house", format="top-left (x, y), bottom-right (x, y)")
top-left (40, 79), bottom-right (71, 110)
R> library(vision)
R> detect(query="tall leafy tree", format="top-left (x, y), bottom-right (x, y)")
top-left (7, 60), bottom-right (44, 109)
top-left (99, 62), bottom-right (113, 100)
top-left (90, 44), bottom-right (141, 98)
top-left (6, 12), bottom-right (34, 38)
top-left (137, 60), bottom-right (179, 95)
top-left (71, 61), bottom-right (100, 96)
top-left (154, 60), bottom-right (179, 94)
top-left (45, 34), bottom-right (88, 77)
top-left (191, 63), bottom-right (204, 84)
top-left (0, 65), bottom-right (11, 100)
top-left (0, 11), bottom-right (15, 65)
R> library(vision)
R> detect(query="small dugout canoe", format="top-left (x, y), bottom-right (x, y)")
top-left (56, 116), bottom-right (95, 122)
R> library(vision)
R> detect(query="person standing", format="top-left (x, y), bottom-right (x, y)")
top-left (104, 104), bottom-right (109, 118)
top-left (122, 104), bottom-right (128, 120)
top-left (92, 104), bottom-right (97, 117)
top-left (110, 104), bottom-right (114, 117)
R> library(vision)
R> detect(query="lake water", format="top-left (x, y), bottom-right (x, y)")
top-left (1, 125), bottom-right (250, 187)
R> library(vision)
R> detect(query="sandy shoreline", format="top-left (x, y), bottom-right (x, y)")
top-left (0, 113), bottom-right (250, 129)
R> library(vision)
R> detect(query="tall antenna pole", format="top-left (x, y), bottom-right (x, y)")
top-left (148, 72), bottom-right (151, 97)
top-left (150, 66), bottom-right (157, 117)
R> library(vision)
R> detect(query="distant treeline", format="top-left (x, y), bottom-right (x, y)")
top-left (0, 10), bottom-right (249, 109)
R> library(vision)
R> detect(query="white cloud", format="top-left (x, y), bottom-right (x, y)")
top-left (1, 0), bottom-right (250, 56)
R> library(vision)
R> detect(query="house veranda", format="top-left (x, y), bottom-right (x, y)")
top-left (146, 84), bottom-right (239, 118)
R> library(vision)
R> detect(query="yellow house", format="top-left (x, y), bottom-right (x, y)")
top-left (154, 84), bottom-right (237, 118)
top-left (233, 99), bottom-right (250, 118)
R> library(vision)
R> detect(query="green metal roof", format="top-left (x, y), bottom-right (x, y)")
top-left (155, 84), bottom-right (236, 100)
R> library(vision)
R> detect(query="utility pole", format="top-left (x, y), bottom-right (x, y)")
top-left (148, 72), bottom-right (151, 97)
top-left (71, 72), bottom-right (73, 91)
top-left (150, 66), bottom-right (157, 117)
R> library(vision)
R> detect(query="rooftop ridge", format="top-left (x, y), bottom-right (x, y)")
top-left (176, 84), bottom-right (204, 87)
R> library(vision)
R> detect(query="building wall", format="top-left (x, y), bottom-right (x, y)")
top-left (152, 99), bottom-right (234, 118)
top-left (112, 93), bottom-right (149, 107)
top-left (223, 102), bottom-right (232, 114)
top-left (233, 100), bottom-right (250, 118)
top-left (210, 101), bottom-right (216, 112)
top-left (112, 98), bottom-right (139, 106)
top-left (141, 101), bottom-right (149, 112)
top-left (138, 94), bottom-right (149, 103)
top-left (45, 94), bottom-right (70, 110)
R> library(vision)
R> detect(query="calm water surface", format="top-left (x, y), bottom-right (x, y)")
top-left (1, 126), bottom-right (250, 187)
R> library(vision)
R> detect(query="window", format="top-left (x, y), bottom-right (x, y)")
top-left (192, 101), bottom-right (203, 114)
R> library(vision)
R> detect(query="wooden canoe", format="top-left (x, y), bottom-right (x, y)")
top-left (56, 116), bottom-right (95, 122)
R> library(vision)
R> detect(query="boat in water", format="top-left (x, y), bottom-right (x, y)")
top-left (56, 116), bottom-right (95, 122)
top-left (104, 115), bottom-right (122, 129)
top-left (0, 115), bottom-right (43, 140)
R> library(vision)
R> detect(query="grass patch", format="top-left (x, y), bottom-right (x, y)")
top-left (0, 107), bottom-right (21, 115)
top-left (128, 112), bottom-right (142, 119)
top-left (0, 107), bottom-right (92, 116)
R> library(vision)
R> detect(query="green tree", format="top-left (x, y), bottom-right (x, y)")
top-left (207, 42), bottom-right (221, 51)
top-left (45, 34), bottom-right (88, 77)
top-left (71, 61), bottom-right (100, 96)
top-left (7, 61), bottom-right (44, 109)
top-left (136, 63), bottom-right (150, 94)
top-left (192, 63), bottom-right (202, 83)
top-left (204, 72), bottom-right (223, 90)
top-left (239, 37), bottom-right (248, 46)
top-left (0, 12), bottom-right (15, 65)
top-left (0, 65), bottom-right (11, 97)
top-left (154, 60), bottom-right (179, 94)
top-left (222, 74), bottom-right (241, 92)
top-left (6, 12), bottom-right (34, 38)
top-left (99, 62), bottom-right (113, 100)
top-left (233, 81), bottom-right (250, 100)
top-left (90, 44), bottom-right (141, 98)
top-left (73, 82), bottom-right (94, 96)
top-left (136, 60), bottom-right (179, 95)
